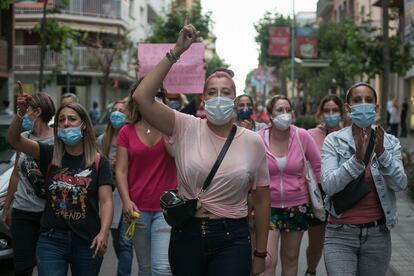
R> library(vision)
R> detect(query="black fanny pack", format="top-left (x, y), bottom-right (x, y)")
top-left (331, 129), bottom-right (375, 215)
top-left (160, 125), bottom-right (237, 228)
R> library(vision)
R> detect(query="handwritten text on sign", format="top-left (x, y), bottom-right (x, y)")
top-left (137, 43), bottom-right (205, 94)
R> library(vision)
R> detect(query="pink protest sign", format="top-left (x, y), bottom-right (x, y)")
top-left (137, 43), bottom-right (206, 94)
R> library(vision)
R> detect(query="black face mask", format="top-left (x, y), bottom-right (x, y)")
top-left (237, 107), bottom-right (253, 120)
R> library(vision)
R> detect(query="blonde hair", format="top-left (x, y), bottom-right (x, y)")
top-left (29, 92), bottom-right (56, 123)
top-left (101, 99), bottom-right (127, 157)
top-left (52, 103), bottom-right (97, 168)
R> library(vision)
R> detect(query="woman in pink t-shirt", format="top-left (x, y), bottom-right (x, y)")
top-left (257, 95), bottom-right (321, 276)
top-left (116, 80), bottom-right (177, 276)
top-left (305, 94), bottom-right (343, 276)
top-left (132, 24), bottom-right (270, 276)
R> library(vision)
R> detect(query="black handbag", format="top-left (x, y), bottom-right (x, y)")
top-left (331, 129), bottom-right (375, 215)
top-left (160, 125), bottom-right (237, 228)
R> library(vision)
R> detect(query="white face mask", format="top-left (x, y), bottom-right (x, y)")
top-left (204, 97), bottom-right (235, 126)
top-left (272, 113), bottom-right (292, 131)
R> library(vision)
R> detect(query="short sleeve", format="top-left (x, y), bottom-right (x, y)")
top-left (97, 155), bottom-right (115, 189)
top-left (250, 137), bottom-right (270, 189)
top-left (116, 124), bottom-right (130, 149)
top-left (166, 110), bottom-right (196, 145)
top-left (36, 142), bottom-right (54, 176)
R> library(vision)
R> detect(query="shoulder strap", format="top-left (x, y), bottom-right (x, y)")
top-left (201, 125), bottom-right (237, 192)
top-left (295, 127), bottom-right (306, 161)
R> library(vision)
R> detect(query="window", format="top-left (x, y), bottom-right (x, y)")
top-left (129, 0), bottom-right (135, 19)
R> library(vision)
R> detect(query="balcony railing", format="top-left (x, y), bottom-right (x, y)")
top-left (15, 0), bottom-right (129, 21)
top-left (317, 0), bottom-right (334, 18)
top-left (0, 39), bottom-right (9, 72)
top-left (14, 46), bottom-right (128, 73)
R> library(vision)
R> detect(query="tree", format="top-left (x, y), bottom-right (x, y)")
top-left (146, 0), bottom-right (228, 75)
top-left (0, 0), bottom-right (12, 10)
top-left (254, 11), bottom-right (413, 101)
top-left (34, 0), bottom-right (81, 90)
top-left (254, 12), bottom-right (292, 95)
top-left (85, 33), bottom-right (133, 110)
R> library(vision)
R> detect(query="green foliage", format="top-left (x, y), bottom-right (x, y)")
top-left (145, 0), bottom-right (228, 77)
top-left (33, 0), bottom-right (82, 53)
top-left (295, 115), bottom-right (317, 130)
top-left (0, 0), bottom-right (12, 10)
top-left (146, 0), bottom-right (212, 43)
top-left (205, 54), bottom-right (229, 76)
top-left (34, 20), bottom-right (79, 52)
top-left (254, 12), bottom-right (292, 67)
top-left (254, 11), bottom-right (414, 99)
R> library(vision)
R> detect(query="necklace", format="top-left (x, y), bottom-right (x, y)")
top-left (140, 121), bottom-right (152, 135)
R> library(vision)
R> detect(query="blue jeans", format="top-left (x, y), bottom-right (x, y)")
top-left (169, 217), bottom-right (251, 276)
top-left (36, 229), bottom-right (103, 276)
top-left (324, 222), bottom-right (391, 276)
top-left (132, 211), bottom-right (172, 276)
top-left (111, 217), bottom-right (134, 276)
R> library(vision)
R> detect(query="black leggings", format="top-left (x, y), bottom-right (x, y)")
top-left (11, 208), bottom-right (43, 276)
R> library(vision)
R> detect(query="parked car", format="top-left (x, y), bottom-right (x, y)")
top-left (0, 114), bottom-right (15, 260)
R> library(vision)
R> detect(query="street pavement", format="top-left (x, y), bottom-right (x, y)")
top-left (2, 136), bottom-right (413, 276)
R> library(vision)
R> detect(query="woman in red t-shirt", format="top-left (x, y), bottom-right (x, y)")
top-left (116, 79), bottom-right (177, 276)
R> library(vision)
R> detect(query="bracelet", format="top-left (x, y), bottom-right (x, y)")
top-left (253, 249), bottom-right (267, 258)
top-left (166, 49), bottom-right (180, 64)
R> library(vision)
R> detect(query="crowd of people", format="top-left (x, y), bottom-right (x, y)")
top-left (1, 24), bottom-right (408, 276)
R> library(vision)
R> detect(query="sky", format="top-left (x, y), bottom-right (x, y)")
top-left (201, 0), bottom-right (318, 95)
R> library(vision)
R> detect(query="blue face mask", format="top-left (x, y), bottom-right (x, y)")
top-left (349, 103), bottom-right (376, 128)
top-left (57, 125), bottom-right (83, 146)
top-left (110, 111), bottom-right (126, 129)
top-left (237, 107), bottom-right (253, 120)
top-left (324, 114), bottom-right (341, 127)
top-left (22, 114), bottom-right (33, 131)
top-left (168, 100), bottom-right (181, 110)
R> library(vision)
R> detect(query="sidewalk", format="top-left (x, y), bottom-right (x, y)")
top-left (387, 135), bottom-right (414, 276)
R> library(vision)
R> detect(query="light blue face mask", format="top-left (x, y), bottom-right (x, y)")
top-left (22, 114), bottom-right (33, 131)
top-left (168, 100), bottom-right (181, 110)
top-left (57, 125), bottom-right (83, 146)
top-left (349, 103), bottom-right (376, 128)
top-left (204, 97), bottom-right (235, 125)
top-left (110, 111), bottom-right (126, 129)
top-left (324, 114), bottom-right (341, 127)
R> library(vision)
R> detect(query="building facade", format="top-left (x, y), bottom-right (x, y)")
top-left (14, 0), bottom-right (170, 110)
top-left (317, 0), bottom-right (410, 131)
top-left (0, 3), bottom-right (14, 114)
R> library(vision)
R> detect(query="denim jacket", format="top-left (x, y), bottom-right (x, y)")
top-left (321, 126), bottom-right (407, 229)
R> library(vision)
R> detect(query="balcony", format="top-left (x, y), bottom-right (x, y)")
top-left (14, 46), bottom-right (129, 75)
top-left (317, 0), bottom-right (334, 18)
top-left (15, 0), bottom-right (128, 21)
top-left (0, 39), bottom-right (9, 72)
